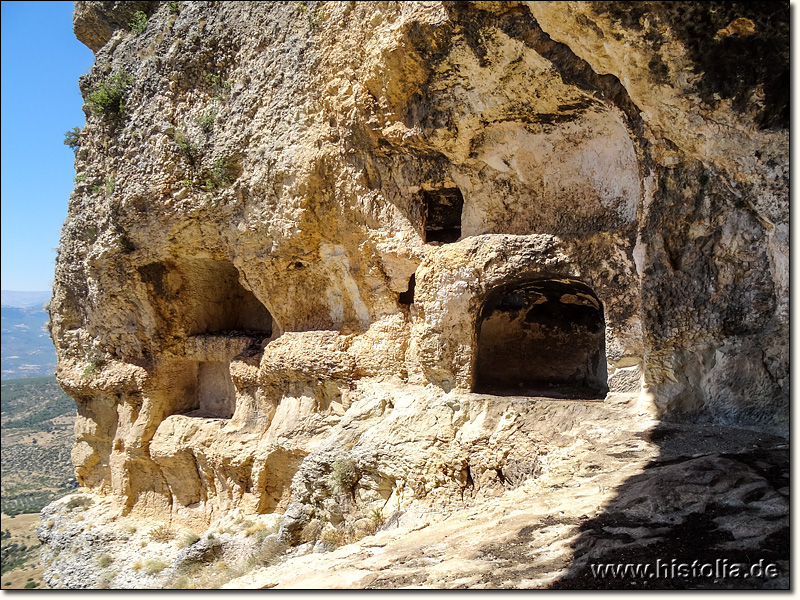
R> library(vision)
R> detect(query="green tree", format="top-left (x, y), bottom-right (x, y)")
top-left (63, 127), bottom-right (81, 153)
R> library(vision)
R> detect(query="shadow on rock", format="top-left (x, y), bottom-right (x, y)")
top-left (545, 423), bottom-right (789, 589)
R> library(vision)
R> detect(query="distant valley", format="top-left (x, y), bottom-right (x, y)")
top-left (1, 291), bottom-right (55, 380)
top-left (0, 293), bottom-right (69, 587)
top-left (1, 376), bottom-right (77, 588)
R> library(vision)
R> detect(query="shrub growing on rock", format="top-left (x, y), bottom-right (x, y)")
top-left (129, 11), bottom-right (148, 35)
top-left (148, 524), bottom-right (176, 543)
top-left (328, 457), bottom-right (358, 493)
top-left (87, 71), bottom-right (133, 125)
top-left (65, 496), bottom-right (93, 511)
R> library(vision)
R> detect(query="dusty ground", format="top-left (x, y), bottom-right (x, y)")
top-left (223, 406), bottom-right (788, 590)
top-left (1, 512), bottom-right (47, 589)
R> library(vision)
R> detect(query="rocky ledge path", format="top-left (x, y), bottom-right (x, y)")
top-left (227, 395), bottom-right (788, 590)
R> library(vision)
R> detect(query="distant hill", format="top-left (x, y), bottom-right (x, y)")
top-left (1, 291), bottom-right (56, 380)
top-left (1, 290), bottom-right (51, 309)
top-left (1, 376), bottom-right (74, 429)
top-left (1, 376), bottom-right (77, 517)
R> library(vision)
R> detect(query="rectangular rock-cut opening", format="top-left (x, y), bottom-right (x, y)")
top-left (160, 360), bottom-right (237, 420)
top-left (423, 188), bottom-right (463, 244)
top-left (474, 278), bottom-right (608, 399)
top-left (194, 361), bottom-right (236, 418)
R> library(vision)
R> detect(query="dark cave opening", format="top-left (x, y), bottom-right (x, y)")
top-left (474, 278), bottom-right (608, 398)
top-left (183, 259), bottom-right (273, 336)
top-left (423, 188), bottom-right (464, 244)
top-left (138, 258), bottom-right (274, 337)
top-left (399, 274), bottom-right (416, 306)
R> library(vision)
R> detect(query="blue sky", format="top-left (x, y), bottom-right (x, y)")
top-left (1, 1), bottom-right (94, 291)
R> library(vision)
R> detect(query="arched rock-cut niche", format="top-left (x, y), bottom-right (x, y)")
top-left (140, 258), bottom-right (273, 419)
top-left (474, 278), bottom-right (608, 398)
top-left (138, 258), bottom-right (274, 337)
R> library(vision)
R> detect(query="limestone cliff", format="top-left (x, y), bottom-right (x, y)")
top-left (43, 0), bottom-right (788, 589)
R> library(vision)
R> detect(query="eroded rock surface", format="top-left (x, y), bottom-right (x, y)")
top-left (223, 402), bottom-right (788, 590)
top-left (44, 0), bottom-right (787, 589)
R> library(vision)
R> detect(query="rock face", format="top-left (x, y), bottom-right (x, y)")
top-left (46, 0), bottom-right (787, 586)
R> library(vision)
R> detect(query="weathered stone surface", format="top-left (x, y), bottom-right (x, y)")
top-left (220, 418), bottom-right (788, 590)
top-left (73, 1), bottom-right (157, 53)
top-left (43, 0), bottom-right (787, 589)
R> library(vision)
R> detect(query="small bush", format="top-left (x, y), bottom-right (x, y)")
top-left (24, 581), bottom-right (39, 589)
top-left (82, 349), bottom-right (104, 379)
top-left (82, 359), bottom-right (98, 377)
top-left (294, 1), bottom-right (323, 28)
top-left (179, 532), bottom-right (201, 548)
top-left (243, 521), bottom-right (266, 537)
top-left (149, 524), bottom-right (176, 543)
top-left (206, 73), bottom-right (232, 100)
top-left (247, 536), bottom-right (286, 568)
top-left (300, 519), bottom-right (322, 543)
top-left (321, 526), bottom-right (347, 548)
top-left (370, 508), bottom-right (385, 528)
top-left (92, 175), bottom-right (114, 197)
top-left (196, 109), bottom-right (217, 134)
top-left (97, 554), bottom-right (114, 568)
top-left (177, 557), bottom-right (203, 575)
top-left (205, 156), bottom-right (233, 189)
top-left (328, 457), bottom-right (358, 493)
top-left (166, 1), bottom-right (182, 14)
top-left (87, 71), bottom-right (133, 124)
top-left (173, 559), bottom-right (232, 590)
top-left (171, 129), bottom-right (202, 166)
top-left (63, 127), bottom-right (81, 153)
top-left (129, 11), bottom-right (148, 35)
top-left (308, 8), bottom-right (323, 28)
top-left (131, 560), bottom-right (143, 571)
top-left (66, 495), bottom-right (93, 511)
top-left (251, 528), bottom-right (271, 545)
top-left (143, 558), bottom-right (168, 575)
top-left (319, 518), bottom-right (378, 548)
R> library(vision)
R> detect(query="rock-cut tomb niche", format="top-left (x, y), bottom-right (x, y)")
top-left (422, 188), bottom-right (464, 244)
top-left (474, 278), bottom-right (608, 398)
top-left (140, 258), bottom-right (273, 419)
